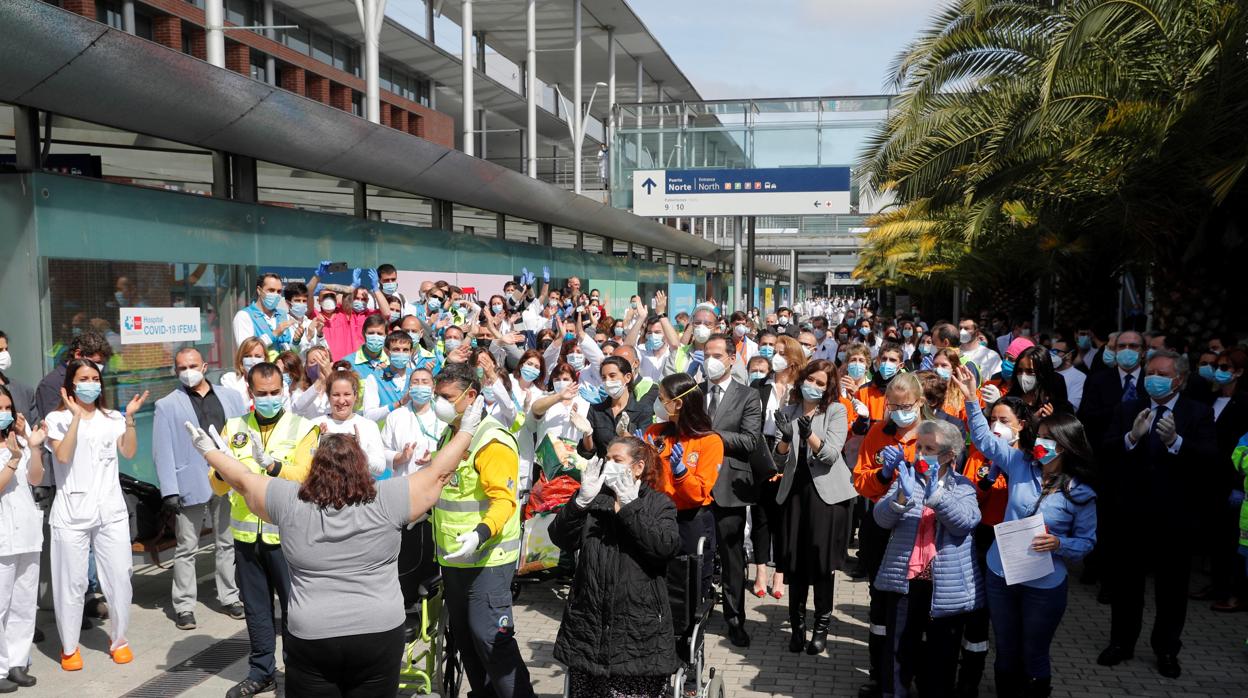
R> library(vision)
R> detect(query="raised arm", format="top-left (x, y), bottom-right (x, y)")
top-left (188, 423), bottom-right (274, 522)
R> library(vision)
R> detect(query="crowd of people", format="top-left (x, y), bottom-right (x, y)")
top-left (0, 264), bottom-right (1245, 698)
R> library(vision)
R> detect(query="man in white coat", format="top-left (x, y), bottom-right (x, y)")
top-left (153, 348), bottom-right (248, 630)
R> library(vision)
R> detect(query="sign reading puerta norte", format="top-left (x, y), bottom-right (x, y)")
top-left (630, 166), bottom-right (852, 216)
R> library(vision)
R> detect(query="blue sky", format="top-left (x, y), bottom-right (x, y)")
top-left (627, 0), bottom-right (942, 98)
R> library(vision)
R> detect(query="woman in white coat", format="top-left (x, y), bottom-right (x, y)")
top-left (44, 359), bottom-right (148, 671)
top-left (0, 387), bottom-right (46, 689)
top-left (315, 367), bottom-right (387, 478)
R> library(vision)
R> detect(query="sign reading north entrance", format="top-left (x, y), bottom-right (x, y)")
top-left (632, 166), bottom-right (851, 216)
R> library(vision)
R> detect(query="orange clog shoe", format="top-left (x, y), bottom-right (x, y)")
top-left (110, 644), bottom-right (133, 665)
top-left (60, 648), bottom-right (83, 671)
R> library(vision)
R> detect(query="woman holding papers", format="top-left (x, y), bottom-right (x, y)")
top-left (953, 366), bottom-right (1097, 698)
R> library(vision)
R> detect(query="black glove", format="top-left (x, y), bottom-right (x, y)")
top-left (797, 415), bottom-right (814, 441)
top-left (31, 486), bottom-right (55, 511)
top-left (774, 410), bottom-right (794, 443)
top-left (162, 494), bottom-right (184, 514)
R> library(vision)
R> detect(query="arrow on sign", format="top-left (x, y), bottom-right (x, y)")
top-left (641, 177), bottom-right (657, 195)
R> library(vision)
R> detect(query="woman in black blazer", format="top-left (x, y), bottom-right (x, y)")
top-left (577, 357), bottom-right (655, 459)
top-left (747, 355), bottom-right (784, 599)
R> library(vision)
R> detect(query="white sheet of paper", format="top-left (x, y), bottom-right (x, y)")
top-left (993, 514), bottom-right (1054, 586)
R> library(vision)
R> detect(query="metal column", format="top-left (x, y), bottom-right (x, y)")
top-left (122, 0), bottom-right (135, 33)
top-left (263, 0), bottom-right (276, 85)
top-left (525, 0), bottom-right (537, 178)
top-left (745, 216), bottom-right (756, 311)
top-left (606, 27), bottom-right (616, 152)
top-left (205, 0), bottom-right (225, 67)
top-left (13, 107), bottom-right (39, 171)
top-left (789, 249), bottom-right (797, 306)
top-left (733, 215), bottom-right (743, 313)
top-left (635, 60), bottom-right (643, 165)
top-left (572, 0), bottom-right (583, 192)
top-left (356, 0), bottom-right (386, 123)
top-left (461, 0), bottom-right (474, 154)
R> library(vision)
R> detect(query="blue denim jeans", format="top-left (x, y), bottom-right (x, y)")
top-left (986, 571), bottom-right (1067, 679)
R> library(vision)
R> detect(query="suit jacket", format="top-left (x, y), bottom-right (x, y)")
top-left (1102, 395), bottom-right (1217, 526)
top-left (152, 383), bottom-right (248, 506)
top-left (706, 379), bottom-right (764, 507)
top-left (1078, 367), bottom-right (1143, 452)
top-left (0, 377), bottom-right (37, 424)
top-left (773, 402), bottom-right (855, 507)
top-left (1213, 391), bottom-right (1248, 493)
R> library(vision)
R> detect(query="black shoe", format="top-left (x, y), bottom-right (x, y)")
top-left (85, 597), bottom-right (109, 620)
top-left (1096, 586), bottom-right (1112, 605)
top-left (224, 602), bottom-right (246, 620)
top-left (857, 680), bottom-right (882, 698)
top-left (994, 670), bottom-right (1020, 698)
top-left (0, 678), bottom-right (16, 694)
top-left (1022, 676), bottom-right (1052, 698)
top-left (31, 626), bottom-right (44, 643)
top-left (789, 607), bottom-right (807, 653)
top-left (727, 623), bottom-right (750, 648)
top-left (956, 649), bottom-right (987, 697)
top-left (1096, 645), bottom-right (1134, 666)
top-left (6, 667), bottom-right (35, 688)
top-left (806, 613), bottom-right (831, 655)
top-left (845, 561), bottom-right (867, 580)
top-left (1156, 654), bottom-right (1181, 679)
top-left (175, 612), bottom-right (197, 630)
top-left (226, 677), bottom-right (276, 698)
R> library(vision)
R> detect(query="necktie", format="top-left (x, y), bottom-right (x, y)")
top-left (1122, 373), bottom-right (1137, 403)
top-left (709, 384), bottom-right (721, 416)
top-left (1148, 405), bottom-right (1167, 453)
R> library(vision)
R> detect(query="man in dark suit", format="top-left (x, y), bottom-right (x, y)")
top-left (1097, 349), bottom-right (1217, 679)
top-left (702, 334), bottom-right (765, 647)
top-left (772, 307), bottom-right (799, 338)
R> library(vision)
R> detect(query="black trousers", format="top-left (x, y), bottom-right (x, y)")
top-left (749, 479), bottom-right (783, 567)
top-left (285, 625), bottom-right (404, 697)
top-left (442, 564), bottom-right (534, 698)
top-left (1109, 550), bottom-right (1192, 656)
top-left (234, 539), bottom-right (290, 682)
top-left (883, 582), bottom-right (965, 698)
top-left (789, 577), bottom-right (834, 617)
top-left (713, 504), bottom-right (747, 627)
top-left (859, 506), bottom-right (890, 682)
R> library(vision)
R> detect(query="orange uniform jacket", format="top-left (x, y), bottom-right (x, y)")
top-left (852, 420), bottom-right (919, 502)
top-left (644, 425), bottom-right (724, 511)
top-left (961, 444), bottom-right (1009, 526)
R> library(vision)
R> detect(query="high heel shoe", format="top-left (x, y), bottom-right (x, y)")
top-left (772, 585), bottom-right (785, 600)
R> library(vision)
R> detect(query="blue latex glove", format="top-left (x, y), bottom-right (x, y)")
top-left (686, 349), bottom-right (705, 377)
top-left (879, 445), bottom-right (904, 478)
top-left (669, 442), bottom-right (687, 477)
top-left (923, 464), bottom-right (941, 499)
top-left (351, 267), bottom-right (363, 288)
top-left (315, 260), bottom-right (332, 277)
top-left (520, 267), bottom-right (535, 287)
top-left (632, 427), bottom-right (647, 440)
top-left (543, 266), bottom-right (551, 284)
top-left (366, 268), bottom-right (380, 291)
top-left (896, 462), bottom-right (916, 500)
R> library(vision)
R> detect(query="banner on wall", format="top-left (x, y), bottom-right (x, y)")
top-left (668, 284), bottom-right (697, 317)
top-left (119, 307), bottom-right (202, 345)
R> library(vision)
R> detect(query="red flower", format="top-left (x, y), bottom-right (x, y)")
top-left (915, 458), bottom-right (929, 475)
top-left (1032, 444), bottom-right (1050, 462)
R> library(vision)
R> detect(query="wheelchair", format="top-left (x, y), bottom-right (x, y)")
top-left (396, 520), bottom-right (464, 697)
top-left (667, 537), bottom-right (726, 698)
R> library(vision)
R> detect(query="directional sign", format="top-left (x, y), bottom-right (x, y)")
top-left (631, 166), bottom-right (852, 216)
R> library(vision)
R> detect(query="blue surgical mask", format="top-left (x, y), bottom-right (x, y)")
top-left (365, 335), bottom-right (385, 353)
top-left (567, 353), bottom-right (585, 369)
top-left (919, 344), bottom-right (934, 356)
top-left (74, 381), bottom-right (102, 404)
top-left (847, 362), bottom-right (867, 380)
top-left (254, 395), bottom-right (283, 418)
top-left (1033, 437), bottom-right (1059, 465)
top-left (935, 366), bottom-right (952, 381)
top-left (352, 300), bottom-right (366, 313)
top-left (0, 411), bottom-right (14, 430)
top-left (1116, 348), bottom-right (1140, 370)
top-left (1077, 335), bottom-right (1093, 350)
top-left (389, 312), bottom-right (400, 323)
top-left (878, 362), bottom-right (898, 380)
top-left (389, 352), bottom-right (410, 369)
top-left (758, 345), bottom-right (775, 359)
top-left (520, 364), bottom-right (542, 382)
top-left (408, 331), bottom-right (421, 344)
top-left (492, 304), bottom-right (504, 315)
top-left (444, 338), bottom-right (462, 352)
top-left (289, 302), bottom-right (307, 318)
top-left (918, 454), bottom-right (941, 471)
top-left (890, 408), bottom-right (917, 427)
top-left (1001, 359), bottom-right (1015, 380)
top-left (1102, 348), bottom-right (1118, 367)
top-left (282, 373), bottom-right (292, 388)
top-left (262, 292), bottom-right (281, 310)
top-left (748, 371), bottom-right (767, 383)
top-left (1215, 368), bottom-right (1236, 385)
top-left (646, 333), bottom-right (664, 351)
top-left (482, 385), bottom-right (496, 403)
top-left (1144, 374), bottom-right (1174, 398)
top-left (579, 383), bottom-right (606, 404)
top-left (381, 281), bottom-right (398, 294)
top-left (427, 298), bottom-right (442, 311)
top-left (859, 326), bottom-right (871, 337)
top-left (902, 329), bottom-right (913, 339)
top-left (614, 326), bottom-right (625, 337)
top-left (114, 291), bottom-right (127, 306)
top-left (1145, 348), bottom-right (1158, 361)
top-left (1198, 364), bottom-right (1216, 382)
top-left (410, 384), bottom-right (433, 405)
top-left (801, 382), bottom-right (825, 402)
top-left (837, 351), bottom-right (847, 363)
top-left (564, 332), bottom-right (576, 342)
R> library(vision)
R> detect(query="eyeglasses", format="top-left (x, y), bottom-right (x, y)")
top-left (886, 400), bottom-right (919, 411)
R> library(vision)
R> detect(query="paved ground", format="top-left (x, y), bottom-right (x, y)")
top-left (14, 547), bottom-right (1248, 697)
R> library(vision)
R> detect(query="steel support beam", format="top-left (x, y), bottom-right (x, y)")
top-left (13, 106), bottom-right (39, 171)
top-left (461, 0), bottom-right (474, 155)
top-left (572, 0), bottom-right (583, 192)
top-left (205, 0), bottom-right (225, 68)
top-left (732, 215), bottom-right (743, 313)
top-left (525, 0), bottom-right (537, 177)
top-left (745, 216), bottom-right (756, 310)
top-left (354, 182), bottom-right (368, 218)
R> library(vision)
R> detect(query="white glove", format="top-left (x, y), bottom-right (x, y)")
top-left (457, 396), bottom-right (486, 436)
top-left (852, 398), bottom-right (869, 418)
top-left (615, 412), bottom-right (631, 437)
top-left (576, 457), bottom-right (605, 507)
top-left (444, 530), bottom-right (481, 562)
top-left (185, 422), bottom-right (228, 456)
top-left (612, 469), bottom-right (641, 507)
top-left (569, 408), bottom-right (592, 435)
top-left (1129, 408), bottom-right (1152, 444)
top-left (249, 430), bottom-right (276, 470)
top-left (1156, 412), bottom-right (1177, 446)
top-left (980, 383), bottom-right (1002, 404)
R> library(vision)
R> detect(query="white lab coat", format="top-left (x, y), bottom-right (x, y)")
top-left (0, 443), bottom-right (41, 675)
top-left (316, 414), bottom-right (387, 477)
top-left (380, 405), bottom-right (446, 478)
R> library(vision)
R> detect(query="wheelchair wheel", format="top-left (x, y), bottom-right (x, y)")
top-left (441, 614), bottom-right (464, 698)
top-left (705, 669), bottom-right (726, 698)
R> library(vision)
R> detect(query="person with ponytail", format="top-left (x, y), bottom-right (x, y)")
top-left (550, 436), bottom-right (679, 698)
top-left (953, 365), bottom-right (1097, 698)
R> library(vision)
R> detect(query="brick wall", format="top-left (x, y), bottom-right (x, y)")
top-left (62, 0), bottom-right (96, 17)
top-left (189, 29), bottom-right (206, 61)
top-left (279, 66), bottom-right (306, 96)
top-left (152, 15), bottom-right (180, 50)
top-left (330, 83), bottom-right (353, 112)
top-left (225, 42), bottom-right (250, 75)
top-left (306, 74), bottom-right (331, 104)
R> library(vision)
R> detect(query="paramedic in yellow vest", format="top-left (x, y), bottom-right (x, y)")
top-left (431, 363), bottom-right (534, 698)
top-left (662, 305), bottom-right (718, 380)
top-left (210, 361), bottom-right (317, 698)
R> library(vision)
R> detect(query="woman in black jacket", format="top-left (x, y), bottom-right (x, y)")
top-left (551, 435), bottom-right (680, 698)
top-left (577, 357), bottom-right (656, 459)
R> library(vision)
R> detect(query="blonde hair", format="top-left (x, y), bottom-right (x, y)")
top-left (235, 337), bottom-right (267, 375)
top-left (775, 335), bottom-right (807, 377)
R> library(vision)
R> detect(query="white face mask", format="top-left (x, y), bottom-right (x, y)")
top-left (959, 329), bottom-right (975, 345)
top-left (991, 420), bottom-right (1019, 445)
top-left (241, 356), bottom-right (263, 371)
top-left (433, 395), bottom-right (461, 424)
top-left (692, 325), bottom-right (712, 344)
top-left (704, 356), bottom-right (728, 381)
top-left (552, 379), bottom-right (573, 394)
top-left (603, 380), bottom-right (626, 398)
top-left (178, 368), bottom-right (204, 389)
top-left (653, 398), bottom-right (670, 422)
top-left (0, 350), bottom-right (10, 372)
top-left (1018, 374), bottom-right (1037, 392)
top-left (771, 354), bottom-right (789, 372)
top-left (320, 297), bottom-right (337, 312)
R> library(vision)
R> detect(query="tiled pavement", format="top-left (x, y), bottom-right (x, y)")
top-left (17, 550), bottom-right (1248, 696)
